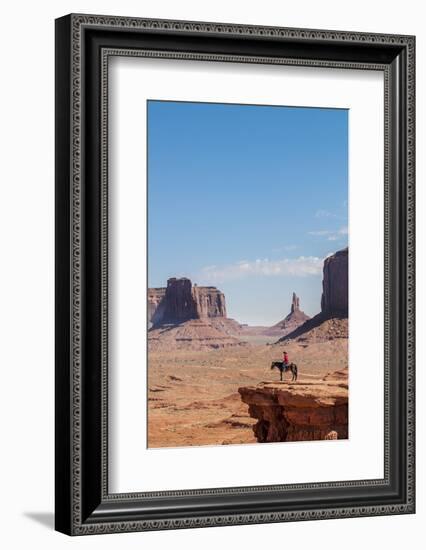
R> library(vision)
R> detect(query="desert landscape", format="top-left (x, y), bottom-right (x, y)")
top-left (147, 248), bottom-right (349, 448)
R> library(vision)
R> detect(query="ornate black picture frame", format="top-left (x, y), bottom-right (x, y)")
top-left (55, 14), bottom-right (415, 535)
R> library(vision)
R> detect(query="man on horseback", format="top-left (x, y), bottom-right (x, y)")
top-left (283, 351), bottom-right (289, 371)
top-left (270, 355), bottom-right (298, 382)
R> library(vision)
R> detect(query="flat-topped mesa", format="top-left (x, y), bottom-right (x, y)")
top-left (148, 277), bottom-right (227, 326)
top-left (238, 370), bottom-right (348, 443)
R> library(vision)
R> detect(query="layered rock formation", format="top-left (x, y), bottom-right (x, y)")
top-left (238, 369), bottom-right (348, 442)
top-left (265, 292), bottom-right (310, 336)
top-left (161, 278), bottom-right (198, 324)
top-left (148, 288), bottom-right (166, 327)
top-left (321, 247), bottom-right (348, 317)
top-left (278, 248), bottom-right (348, 342)
top-left (148, 278), bottom-right (227, 326)
top-left (193, 284), bottom-right (227, 319)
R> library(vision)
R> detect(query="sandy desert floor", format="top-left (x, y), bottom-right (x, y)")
top-left (147, 339), bottom-right (348, 448)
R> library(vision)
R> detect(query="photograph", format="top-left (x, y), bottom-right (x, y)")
top-left (147, 100), bottom-right (349, 448)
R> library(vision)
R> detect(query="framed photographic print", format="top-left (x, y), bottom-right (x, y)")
top-left (55, 14), bottom-right (415, 535)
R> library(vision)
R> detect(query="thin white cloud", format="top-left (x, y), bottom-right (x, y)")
top-left (315, 206), bottom-right (348, 221)
top-left (309, 226), bottom-right (348, 241)
top-left (199, 255), bottom-right (324, 283)
top-left (315, 209), bottom-right (337, 219)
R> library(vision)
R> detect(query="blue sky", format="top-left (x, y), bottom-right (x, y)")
top-left (148, 100), bottom-right (348, 325)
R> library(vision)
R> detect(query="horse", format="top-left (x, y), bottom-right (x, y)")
top-left (270, 361), bottom-right (298, 382)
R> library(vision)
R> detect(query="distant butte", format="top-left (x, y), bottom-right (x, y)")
top-left (262, 292), bottom-right (310, 337)
top-left (147, 278), bottom-right (243, 350)
top-left (148, 277), bottom-right (227, 327)
top-left (274, 292), bottom-right (310, 330)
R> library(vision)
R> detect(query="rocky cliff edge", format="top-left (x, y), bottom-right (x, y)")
top-left (238, 369), bottom-right (348, 442)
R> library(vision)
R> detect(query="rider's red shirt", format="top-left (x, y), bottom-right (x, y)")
top-left (283, 353), bottom-right (289, 364)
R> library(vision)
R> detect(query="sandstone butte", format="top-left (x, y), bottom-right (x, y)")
top-left (148, 277), bottom-right (227, 327)
top-left (238, 368), bottom-right (348, 443)
top-left (148, 277), bottom-right (243, 351)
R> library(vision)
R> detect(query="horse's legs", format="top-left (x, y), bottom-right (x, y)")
top-left (280, 369), bottom-right (283, 381)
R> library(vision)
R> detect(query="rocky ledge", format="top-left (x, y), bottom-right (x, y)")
top-left (238, 372), bottom-right (348, 442)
